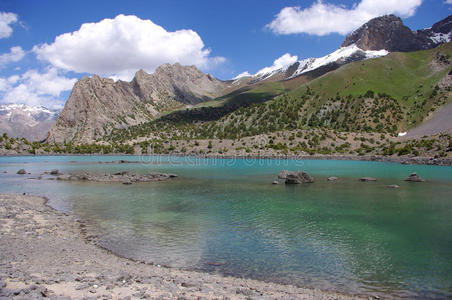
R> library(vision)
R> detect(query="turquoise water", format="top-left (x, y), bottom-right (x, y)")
top-left (1, 155), bottom-right (452, 298)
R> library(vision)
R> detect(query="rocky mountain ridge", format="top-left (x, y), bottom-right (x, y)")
top-left (237, 14), bottom-right (452, 85)
top-left (342, 14), bottom-right (452, 52)
top-left (47, 14), bottom-right (452, 145)
top-left (47, 64), bottom-right (228, 144)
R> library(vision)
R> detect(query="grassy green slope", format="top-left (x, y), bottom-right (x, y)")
top-left (292, 43), bottom-right (452, 102)
top-left (106, 43), bottom-right (452, 142)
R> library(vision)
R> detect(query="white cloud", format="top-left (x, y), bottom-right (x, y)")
top-left (445, 0), bottom-right (452, 4)
top-left (0, 12), bottom-right (18, 38)
top-left (267, 0), bottom-right (423, 36)
top-left (0, 46), bottom-right (25, 65)
top-left (0, 68), bottom-right (77, 108)
top-left (33, 14), bottom-right (225, 81)
top-left (256, 53), bottom-right (298, 75)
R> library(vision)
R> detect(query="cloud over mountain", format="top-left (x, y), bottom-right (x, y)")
top-left (33, 14), bottom-right (225, 81)
top-left (267, 0), bottom-right (423, 36)
top-left (0, 68), bottom-right (76, 108)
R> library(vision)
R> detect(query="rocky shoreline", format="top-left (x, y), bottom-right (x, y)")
top-left (56, 171), bottom-right (178, 184)
top-left (0, 193), bottom-right (366, 299)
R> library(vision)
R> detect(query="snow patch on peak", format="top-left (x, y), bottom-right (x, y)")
top-left (0, 103), bottom-right (59, 120)
top-left (253, 53), bottom-right (298, 81)
top-left (231, 44), bottom-right (389, 84)
top-left (290, 44), bottom-right (389, 79)
top-left (430, 32), bottom-right (452, 44)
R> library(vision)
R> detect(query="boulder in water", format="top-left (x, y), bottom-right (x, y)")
top-left (278, 170), bottom-right (291, 179)
top-left (285, 171), bottom-right (314, 184)
top-left (327, 176), bottom-right (338, 181)
top-left (388, 184), bottom-right (400, 188)
top-left (17, 169), bottom-right (26, 175)
top-left (404, 172), bottom-right (425, 182)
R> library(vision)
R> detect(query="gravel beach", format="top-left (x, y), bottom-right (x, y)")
top-left (0, 194), bottom-right (365, 300)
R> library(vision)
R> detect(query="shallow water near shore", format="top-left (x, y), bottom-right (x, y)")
top-left (1, 155), bottom-right (452, 298)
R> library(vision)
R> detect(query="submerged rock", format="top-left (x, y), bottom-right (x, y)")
top-left (285, 171), bottom-right (314, 184)
top-left (404, 172), bottom-right (425, 182)
top-left (360, 177), bottom-right (377, 182)
top-left (17, 169), bottom-right (26, 175)
top-left (114, 171), bottom-right (130, 176)
top-left (388, 184), bottom-right (400, 188)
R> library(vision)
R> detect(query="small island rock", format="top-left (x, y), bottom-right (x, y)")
top-left (327, 176), bottom-right (338, 181)
top-left (17, 169), bottom-right (27, 175)
top-left (285, 171), bottom-right (314, 184)
top-left (278, 170), bottom-right (291, 179)
top-left (404, 172), bottom-right (425, 182)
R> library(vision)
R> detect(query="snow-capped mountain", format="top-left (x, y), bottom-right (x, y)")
top-left (0, 104), bottom-right (60, 141)
top-left (234, 14), bottom-right (452, 85)
top-left (233, 44), bottom-right (389, 84)
top-left (289, 44), bottom-right (388, 79)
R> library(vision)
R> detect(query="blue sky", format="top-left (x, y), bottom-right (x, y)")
top-left (0, 0), bottom-right (451, 108)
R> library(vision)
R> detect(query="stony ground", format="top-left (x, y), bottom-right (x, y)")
top-left (0, 194), bottom-right (365, 300)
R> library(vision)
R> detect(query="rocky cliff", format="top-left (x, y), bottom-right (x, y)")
top-left (47, 64), bottom-right (228, 144)
top-left (342, 14), bottom-right (451, 52)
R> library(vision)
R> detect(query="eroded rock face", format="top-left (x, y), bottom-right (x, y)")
top-left (47, 64), bottom-right (228, 144)
top-left (342, 14), bottom-right (452, 52)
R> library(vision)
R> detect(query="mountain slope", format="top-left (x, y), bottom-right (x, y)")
top-left (218, 43), bottom-right (452, 137)
top-left (47, 64), bottom-right (228, 144)
top-left (0, 104), bottom-right (60, 141)
top-left (106, 42), bottom-right (452, 143)
top-left (236, 14), bottom-right (452, 86)
top-left (48, 14), bottom-right (452, 145)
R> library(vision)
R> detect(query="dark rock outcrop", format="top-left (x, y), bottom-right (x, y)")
top-left (342, 14), bottom-right (452, 52)
top-left (16, 169), bottom-right (26, 175)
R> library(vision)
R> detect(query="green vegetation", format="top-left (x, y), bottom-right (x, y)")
top-left (103, 43), bottom-right (451, 144)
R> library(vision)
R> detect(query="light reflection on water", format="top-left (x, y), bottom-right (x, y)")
top-left (0, 155), bottom-right (452, 298)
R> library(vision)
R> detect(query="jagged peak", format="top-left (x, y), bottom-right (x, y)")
top-left (341, 14), bottom-right (422, 52)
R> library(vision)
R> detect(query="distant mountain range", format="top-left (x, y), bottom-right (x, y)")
top-left (0, 104), bottom-right (60, 141)
top-left (2, 14), bottom-right (451, 144)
